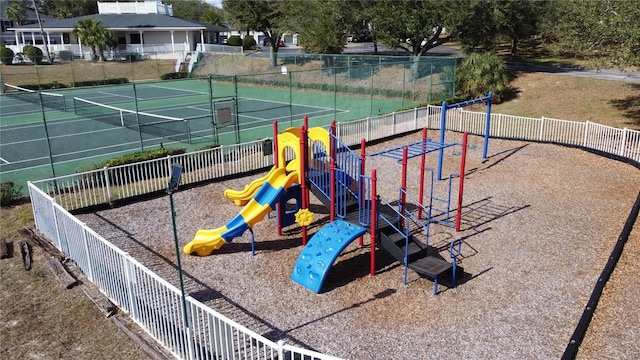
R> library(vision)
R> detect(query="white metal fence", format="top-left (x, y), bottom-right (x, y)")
top-left (28, 104), bottom-right (640, 359)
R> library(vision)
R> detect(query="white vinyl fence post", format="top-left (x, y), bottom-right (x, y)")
top-left (392, 112), bottom-right (397, 135)
top-left (51, 200), bottom-right (64, 253)
top-left (167, 154), bottom-right (172, 179)
top-left (620, 128), bottom-right (628, 157)
top-left (220, 145), bottom-right (226, 177)
top-left (123, 256), bottom-right (137, 319)
top-left (82, 226), bottom-right (93, 281)
top-left (583, 121), bottom-right (591, 148)
top-left (277, 340), bottom-right (285, 360)
top-left (103, 167), bottom-right (111, 203)
top-left (540, 116), bottom-right (546, 142)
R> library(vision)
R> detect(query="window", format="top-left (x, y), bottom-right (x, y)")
top-left (1, 21), bottom-right (13, 32)
top-left (130, 33), bottom-right (143, 44)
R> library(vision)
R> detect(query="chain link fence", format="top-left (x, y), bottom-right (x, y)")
top-left (194, 53), bottom-right (456, 104)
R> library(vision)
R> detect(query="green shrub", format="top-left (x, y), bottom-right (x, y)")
top-left (73, 78), bottom-right (128, 87)
top-left (160, 72), bottom-right (188, 80)
top-left (242, 36), bottom-right (257, 50)
top-left (456, 52), bottom-right (508, 101)
top-left (17, 82), bottom-right (67, 91)
top-left (227, 35), bottom-right (242, 47)
top-left (101, 147), bottom-right (186, 167)
top-left (23, 45), bottom-right (44, 64)
top-left (0, 45), bottom-right (14, 65)
top-left (0, 181), bottom-right (24, 207)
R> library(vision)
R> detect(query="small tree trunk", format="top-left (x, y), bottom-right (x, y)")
top-left (269, 45), bottom-right (279, 68)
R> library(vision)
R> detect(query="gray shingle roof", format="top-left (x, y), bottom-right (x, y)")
top-left (12, 13), bottom-right (227, 32)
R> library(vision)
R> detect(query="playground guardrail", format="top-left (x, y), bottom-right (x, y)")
top-left (27, 103), bottom-right (640, 360)
top-left (27, 183), bottom-right (343, 360)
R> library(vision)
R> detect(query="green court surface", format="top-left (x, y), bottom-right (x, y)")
top-left (0, 78), bottom-right (416, 192)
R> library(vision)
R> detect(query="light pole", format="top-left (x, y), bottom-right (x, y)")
top-left (167, 164), bottom-right (189, 328)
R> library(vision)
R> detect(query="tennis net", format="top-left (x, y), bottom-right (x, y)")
top-left (73, 97), bottom-right (192, 143)
top-left (3, 83), bottom-right (67, 111)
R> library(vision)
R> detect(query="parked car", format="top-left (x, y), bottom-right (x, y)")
top-left (351, 33), bottom-right (372, 43)
top-left (262, 39), bottom-right (287, 47)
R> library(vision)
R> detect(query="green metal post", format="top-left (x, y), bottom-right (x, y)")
top-left (38, 92), bottom-right (56, 179)
top-left (132, 82), bottom-right (144, 150)
top-left (369, 65), bottom-right (374, 118)
top-left (208, 76), bottom-right (219, 143)
top-left (333, 69), bottom-right (337, 120)
top-left (288, 71), bottom-right (293, 127)
top-left (234, 76), bottom-right (240, 143)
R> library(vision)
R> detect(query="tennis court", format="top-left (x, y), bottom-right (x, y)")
top-left (0, 78), bottom-right (412, 191)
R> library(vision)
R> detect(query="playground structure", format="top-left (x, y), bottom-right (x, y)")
top-left (184, 94), bottom-right (493, 294)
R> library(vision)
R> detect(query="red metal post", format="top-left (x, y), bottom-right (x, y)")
top-left (303, 116), bottom-right (310, 218)
top-left (273, 121), bottom-right (279, 168)
top-left (370, 169), bottom-right (377, 276)
top-left (330, 121), bottom-right (337, 222)
top-left (359, 138), bottom-right (366, 246)
top-left (456, 132), bottom-right (468, 232)
top-left (300, 125), bottom-right (309, 244)
top-left (418, 128), bottom-right (427, 219)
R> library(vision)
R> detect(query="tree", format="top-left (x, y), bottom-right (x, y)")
top-left (456, 52), bottom-right (509, 101)
top-left (166, 0), bottom-right (214, 21)
top-left (456, 0), bottom-right (545, 56)
top-left (223, 0), bottom-right (287, 68)
top-left (371, 0), bottom-right (467, 57)
top-left (72, 19), bottom-right (115, 61)
top-left (32, 0), bottom-right (52, 63)
top-left (5, 0), bottom-right (30, 26)
top-left (287, 0), bottom-right (349, 56)
top-left (200, 8), bottom-right (224, 26)
top-left (544, 0), bottom-right (640, 68)
top-left (367, 0), bottom-right (470, 81)
top-left (494, 0), bottom-right (545, 56)
top-left (41, 0), bottom-right (98, 19)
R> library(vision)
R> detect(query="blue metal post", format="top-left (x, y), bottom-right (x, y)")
top-left (483, 91), bottom-right (493, 160)
top-left (438, 101), bottom-right (447, 180)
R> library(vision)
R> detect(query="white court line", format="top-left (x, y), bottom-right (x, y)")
top-left (0, 136), bottom-right (185, 174)
top-left (0, 157), bottom-right (9, 164)
top-left (237, 97), bottom-right (340, 113)
top-left (96, 90), bottom-right (139, 100)
top-left (237, 108), bottom-right (347, 122)
top-left (147, 84), bottom-right (209, 96)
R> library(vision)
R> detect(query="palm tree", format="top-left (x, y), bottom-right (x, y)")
top-left (200, 8), bottom-right (223, 26)
top-left (456, 52), bottom-right (509, 101)
top-left (32, 0), bottom-right (52, 63)
top-left (5, 0), bottom-right (29, 26)
top-left (72, 18), bottom-right (113, 61)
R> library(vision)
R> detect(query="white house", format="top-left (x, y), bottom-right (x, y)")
top-left (6, 0), bottom-right (229, 60)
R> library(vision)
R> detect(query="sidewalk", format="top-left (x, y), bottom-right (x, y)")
top-left (507, 62), bottom-right (640, 84)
